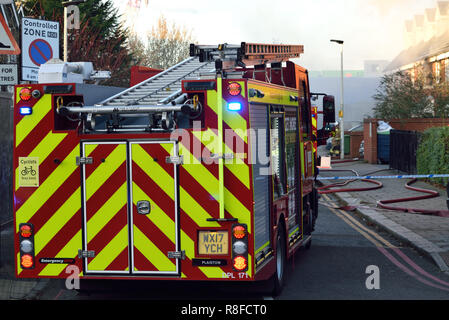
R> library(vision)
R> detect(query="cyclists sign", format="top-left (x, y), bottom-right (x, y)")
top-left (18, 157), bottom-right (39, 187)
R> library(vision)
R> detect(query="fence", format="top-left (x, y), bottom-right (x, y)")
top-left (389, 129), bottom-right (420, 174)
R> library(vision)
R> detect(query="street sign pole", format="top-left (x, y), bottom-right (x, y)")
top-left (62, 0), bottom-right (85, 62)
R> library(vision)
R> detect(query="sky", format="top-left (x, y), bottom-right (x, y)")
top-left (114, 0), bottom-right (437, 71)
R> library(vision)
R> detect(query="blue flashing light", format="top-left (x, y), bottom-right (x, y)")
top-left (19, 107), bottom-right (32, 115)
top-left (227, 102), bottom-right (242, 111)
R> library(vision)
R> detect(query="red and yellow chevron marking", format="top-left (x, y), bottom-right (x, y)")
top-left (311, 106), bottom-right (318, 153)
top-left (14, 82), bottom-right (255, 280)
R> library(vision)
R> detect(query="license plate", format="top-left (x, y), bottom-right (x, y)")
top-left (198, 231), bottom-right (229, 255)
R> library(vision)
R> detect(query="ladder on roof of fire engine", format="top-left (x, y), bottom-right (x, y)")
top-left (57, 42), bottom-right (304, 133)
top-left (190, 42), bottom-right (304, 71)
top-left (97, 56), bottom-right (215, 107)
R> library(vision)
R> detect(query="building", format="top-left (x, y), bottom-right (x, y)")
top-left (385, 1), bottom-right (449, 83)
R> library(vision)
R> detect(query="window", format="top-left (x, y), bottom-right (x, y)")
top-left (271, 115), bottom-right (286, 199)
top-left (299, 81), bottom-right (311, 140)
top-left (285, 111), bottom-right (298, 192)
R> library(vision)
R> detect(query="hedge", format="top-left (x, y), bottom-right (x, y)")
top-left (417, 126), bottom-right (449, 185)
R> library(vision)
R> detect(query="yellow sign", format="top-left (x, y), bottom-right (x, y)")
top-left (198, 231), bottom-right (229, 255)
top-left (18, 157), bottom-right (39, 187)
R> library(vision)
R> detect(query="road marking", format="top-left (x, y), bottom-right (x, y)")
top-left (322, 194), bottom-right (449, 292)
top-left (322, 194), bottom-right (396, 249)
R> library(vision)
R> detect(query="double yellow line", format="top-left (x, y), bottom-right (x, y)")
top-left (321, 193), bottom-right (396, 249)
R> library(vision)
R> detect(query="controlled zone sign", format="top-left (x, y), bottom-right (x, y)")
top-left (21, 18), bottom-right (59, 81)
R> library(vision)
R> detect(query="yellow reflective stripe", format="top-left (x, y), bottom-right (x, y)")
top-left (166, 143), bottom-right (251, 232)
top-left (34, 188), bottom-right (80, 255)
top-left (16, 94), bottom-right (52, 147)
top-left (132, 182), bottom-right (175, 243)
top-left (34, 144), bottom-right (125, 255)
top-left (224, 188), bottom-right (251, 233)
top-left (15, 145), bottom-right (80, 232)
top-left (38, 231), bottom-right (82, 276)
top-left (133, 182), bottom-right (222, 278)
top-left (87, 183), bottom-right (128, 242)
top-left (207, 90), bottom-right (248, 144)
top-left (248, 82), bottom-right (298, 106)
top-left (88, 226), bottom-right (128, 271)
top-left (170, 142), bottom-right (219, 197)
top-left (255, 241), bottom-right (270, 255)
top-left (133, 227), bottom-right (176, 272)
top-left (15, 131), bottom-right (67, 191)
top-left (192, 129), bottom-right (250, 189)
top-left (133, 144), bottom-right (219, 227)
top-left (85, 144), bottom-right (127, 199)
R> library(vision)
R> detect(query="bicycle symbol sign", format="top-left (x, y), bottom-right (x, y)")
top-left (18, 157), bottom-right (39, 187)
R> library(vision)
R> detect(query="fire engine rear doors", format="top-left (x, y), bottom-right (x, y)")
top-left (80, 141), bottom-right (180, 276)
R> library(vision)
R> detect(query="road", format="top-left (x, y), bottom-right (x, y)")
top-left (30, 192), bottom-right (449, 301)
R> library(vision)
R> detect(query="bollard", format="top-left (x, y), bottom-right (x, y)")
top-left (446, 182), bottom-right (449, 210)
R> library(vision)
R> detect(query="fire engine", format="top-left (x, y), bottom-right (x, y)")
top-left (13, 42), bottom-right (335, 295)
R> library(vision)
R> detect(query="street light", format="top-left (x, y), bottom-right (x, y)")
top-left (62, 0), bottom-right (86, 62)
top-left (330, 39), bottom-right (345, 160)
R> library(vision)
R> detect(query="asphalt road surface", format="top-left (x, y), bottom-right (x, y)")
top-left (29, 192), bottom-right (449, 301)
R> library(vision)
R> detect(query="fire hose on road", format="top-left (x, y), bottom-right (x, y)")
top-left (316, 168), bottom-right (449, 218)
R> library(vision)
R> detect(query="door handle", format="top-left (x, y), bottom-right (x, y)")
top-left (137, 200), bottom-right (151, 215)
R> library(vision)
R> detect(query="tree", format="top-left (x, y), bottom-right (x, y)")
top-left (373, 70), bottom-right (449, 119)
top-left (21, 0), bottom-right (133, 87)
top-left (130, 15), bottom-right (195, 70)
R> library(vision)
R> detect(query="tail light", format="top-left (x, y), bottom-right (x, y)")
top-left (19, 223), bottom-right (35, 269)
top-left (227, 82), bottom-right (242, 96)
top-left (19, 88), bottom-right (32, 101)
top-left (21, 255), bottom-right (34, 269)
top-left (231, 224), bottom-right (248, 272)
top-left (233, 256), bottom-right (248, 271)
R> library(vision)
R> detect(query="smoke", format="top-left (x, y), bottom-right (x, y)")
top-left (367, 0), bottom-right (410, 15)
top-left (367, 0), bottom-right (437, 15)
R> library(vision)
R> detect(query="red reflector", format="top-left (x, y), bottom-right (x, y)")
top-left (228, 82), bottom-right (242, 96)
top-left (233, 225), bottom-right (246, 239)
top-left (233, 256), bottom-right (247, 271)
top-left (21, 254), bottom-right (34, 268)
top-left (20, 225), bottom-right (32, 238)
top-left (20, 88), bottom-right (32, 101)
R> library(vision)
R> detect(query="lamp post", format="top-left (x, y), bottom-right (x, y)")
top-left (330, 39), bottom-right (345, 159)
top-left (62, 0), bottom-right (85, 62)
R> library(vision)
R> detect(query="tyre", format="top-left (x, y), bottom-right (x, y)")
top-left (305, 238), bottom-right (312, 250)
top-left (272, 224), bottom-right (286, 296)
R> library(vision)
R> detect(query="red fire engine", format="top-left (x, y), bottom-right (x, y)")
top-left (13, 42), bottom-right (335, 295)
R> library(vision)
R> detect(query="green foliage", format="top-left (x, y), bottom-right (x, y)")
top-left (417, 127), bottom-right (449, 185)
top-left (373, 71), bottom-right (432, 119)
top-left (21, 0), bottom-right (133, 87)
top-left (373, 70), bottom-right (449, 120)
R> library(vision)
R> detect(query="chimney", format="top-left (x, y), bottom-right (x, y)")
top-left (414, 14), bottom-right (425, 44)
top-left (404, 19), bottom-right (415, 48)
top-left (436, 1), bottom-right (449, 37)
top-left (424, 8), bottom-right (437, 42)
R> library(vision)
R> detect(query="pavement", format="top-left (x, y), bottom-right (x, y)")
top-left (317, 146), bottom-right (449, 274)
top-left (2, 148), bottom-right (449, 300)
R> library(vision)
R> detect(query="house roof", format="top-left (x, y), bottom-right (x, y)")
top-left (385, 31), bottom-right (449, 71)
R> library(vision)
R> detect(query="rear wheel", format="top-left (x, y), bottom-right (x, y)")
top-left (272, 224), bottom-right (286, 296)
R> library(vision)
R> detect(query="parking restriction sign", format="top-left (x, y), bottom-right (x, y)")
top-left (21, 17), bottom-right (59, 81)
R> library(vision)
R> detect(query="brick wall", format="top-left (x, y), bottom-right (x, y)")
top-left (363, 118), bottom-right (449, 164)
top-left (363, 120), bottom-right (378, 164)
top-left (348, 131), bottom-right (363, 159)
